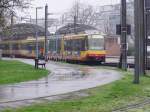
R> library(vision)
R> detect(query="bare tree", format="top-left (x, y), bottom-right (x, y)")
top-left (63, 1), bottom-right (97, 26)
top-left (0, 0), bottom-right (31, 28)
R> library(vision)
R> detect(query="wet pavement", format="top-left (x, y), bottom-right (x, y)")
top-left (106, 56), bottom-right (134, 64)
top-left (0, 58), bottom-right (121, 110)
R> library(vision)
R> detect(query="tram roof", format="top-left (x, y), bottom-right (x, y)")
top-left (0, 23), bottom-right (50, 41)
top-left (55, 23), bottom-right (97, 35)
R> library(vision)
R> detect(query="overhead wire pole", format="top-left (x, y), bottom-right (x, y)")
top-left (74, 1), bottom-right (78, 34)
top-left (120, 0), bottom-right (127, 71)
top-left (11, 12), bottom-right (14, 29)
top-left (134, 0), bottom-right (145, 84)
top-left (35, 8), bottom-right (39, 59)
top-left (35, 7), bottom-right (43, 60)
top-left (145, 0), bottom-right (150, 72)
top-left (45, 4), bottom-right (48, 60)
top-left (144, 0), bottom-right (148, 74)
top-left (10, 12), bottom-right (14, 58)
top-left (35, 7), bottom-right (43, 69)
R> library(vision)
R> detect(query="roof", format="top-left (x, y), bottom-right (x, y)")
top-left (55, 23), bottom-right (97, 35)
top-left (0, 23), bottom-right (50, 40)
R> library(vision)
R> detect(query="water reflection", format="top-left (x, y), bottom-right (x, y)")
top-left (0, 61), bottom-right (120, 103)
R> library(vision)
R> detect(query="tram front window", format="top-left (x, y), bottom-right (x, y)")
top-left (88, 35), bottom-right (104, 50)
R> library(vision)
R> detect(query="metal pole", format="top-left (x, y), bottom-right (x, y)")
top-left (145, 0), bottom-right (150, 72)
top-left (144, 3), bottom-right (148, 73)
top-left (35, 8), bottom-right (39, 59)
top-left (11, 12), bottom-right (14, 28)
top-left (134, 0), bottom-right (145, 84)
top-left (30, 15), bottom-right (32, 23)
top-left (142, 0), bottom-right (146, 75)
top-left (10, 12), bottom-right (14, 58)
top-left (120, 0), bottom-right (127, 71)
top-left (74, 15), bottom-right (77, 34)
top-left (45, 4), bottom-right (48, 59)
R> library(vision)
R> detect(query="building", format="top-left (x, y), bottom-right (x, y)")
top-left (95, 1), bottom-right (134, 37)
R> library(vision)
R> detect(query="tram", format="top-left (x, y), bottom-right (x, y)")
top-left (49, 34), bottom-right (106, 63)
top-left (0, 37), bottom-right (45, 58)
top-left (0, 33), bottom-right (106, 63)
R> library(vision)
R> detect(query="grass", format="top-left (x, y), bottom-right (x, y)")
top-left (3, 70), bottom-right (150, 112)
top-left (0, 60), bottom-right (49, 85)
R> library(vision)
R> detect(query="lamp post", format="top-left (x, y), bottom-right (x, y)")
top-left (45, 4), bottom-right (56, 60)
top-left (10, 11), bottom-right (14, 58)
top-left (45, 4), bottom-right (48, 60)
top-left (35, 7), bottom-right (43, 59)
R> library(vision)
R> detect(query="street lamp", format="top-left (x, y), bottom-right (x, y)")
top-left (45, 4), bottom-right (56, 60)
top-left (35, 7), bottom-right (43, 59)
top-left (45, 4), bottom-right (48, 60)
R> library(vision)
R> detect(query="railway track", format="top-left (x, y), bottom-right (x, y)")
top-left (103, 62), bottom-right (134, 68)
top-left (105, 56), bottom-right (150, 70)
top-left (113, 99), bottom-right (150, 112)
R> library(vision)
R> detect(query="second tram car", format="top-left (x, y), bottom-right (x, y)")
top-left (0, 37), bottom-right (45, 58)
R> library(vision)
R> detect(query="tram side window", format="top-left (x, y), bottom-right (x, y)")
top-left (21, 44), bottom-right (27, 50)
top-left (38, 42), bottom-right (44, 50)
top-left (57, 39), bottom-right (61, 53)
top-left (0, 44), bottom-right (4, 49)
top-left (64, 41), bottom-right (67, 51)
top-left (65, 40), bottom-right (72, 51)
top-left (49, 39), bottom-right (54, 51)
top-left (12, 44), bottom-right (19, 50)
top-left (73, 38), bottom-right (86, 51)
top-left (72, 39), bottom-right (77, 51)
top-left (64, 38), bottom-right (86, 51)
top-left (65, 40), bottom-right (69, 51)
top-left (53, 40), bottom-right (56, 51)
top-left (28, 43), bottom-right (35, 50)
top-left (2, 44), bottom-right (9, 50)
top-left (81, 38), bottom-right (86, 51)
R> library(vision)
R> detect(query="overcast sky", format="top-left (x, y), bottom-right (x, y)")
top-left (18, 0), bottom-right (120, 19)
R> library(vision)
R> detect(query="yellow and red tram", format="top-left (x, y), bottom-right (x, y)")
top-left (0, 33), bottom-right (106, 63)
top-left (48, 34), bottom-right (106, 62)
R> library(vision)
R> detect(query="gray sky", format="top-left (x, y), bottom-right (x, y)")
top-left (18, 0), bottom-right (120, 19)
